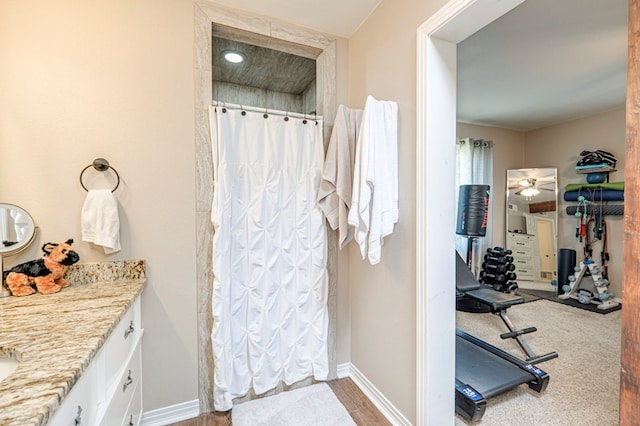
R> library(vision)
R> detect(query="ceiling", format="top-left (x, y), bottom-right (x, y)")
top-left (213, 36), bottom-right (316, 94)
top-left (208, 0), bottom-right (628, 132)
top-left (206, 0), bottom-right (381, 38)
top-left (457, 0), bottom-right (628, 131)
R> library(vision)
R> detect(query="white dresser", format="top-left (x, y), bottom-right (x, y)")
top-left (506, 232), bottom-right (536, 281)
top-left (49, 295), bottom-right (143, 426)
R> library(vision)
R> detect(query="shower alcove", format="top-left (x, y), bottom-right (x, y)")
top-left (194, 1), bottom-right (340, 412)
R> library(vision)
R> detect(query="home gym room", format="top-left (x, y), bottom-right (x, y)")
top-left (451, 0), bottom-right (628, 423)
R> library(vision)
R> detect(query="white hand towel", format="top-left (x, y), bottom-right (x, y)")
top-left (81, 189), bottom-right (121, 254)
top-left (348, 95), bottom-right (399, 265)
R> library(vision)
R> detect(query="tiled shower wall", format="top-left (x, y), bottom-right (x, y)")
top-left (195, 2), bottom-right (338, 413)
top-left (213, 79), bottom-right (316, 114)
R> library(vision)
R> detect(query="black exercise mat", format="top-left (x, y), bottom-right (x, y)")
top-left (519, 289), bottom-right (621, 314)
top-left (516, 291), bottom-right (541, 304)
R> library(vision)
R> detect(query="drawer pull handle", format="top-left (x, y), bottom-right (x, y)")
top-left (123, 370), bottom-right (133, 392)
top-left (128, 414), bottom-right (134, 426)
top-left (74, 405), bottom-right (82, 425)
top-left (124, 321), bottom-right (135, 339)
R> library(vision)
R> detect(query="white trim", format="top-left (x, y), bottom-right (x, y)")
top-left (415, 1), bottom-right (526, 425)
top-left (347, 363), bottom-right (412, 426)
top-left (336, 362), bottom-right (351, 379)
top-left (141, 400), bottom-right (199, 426)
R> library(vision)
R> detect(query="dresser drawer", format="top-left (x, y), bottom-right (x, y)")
top-left (104, 298), bottom-right (141, 389)
top-left (49, 361), bottom-right (98, 426)
top-left (121, 380), bottom-right (143, 426)
top-left (101, 344), bottom-right (142, 426)
top-left (512, 257), bottom-right (533, 269)
top-left (508, 238), bottom-right (533, 250)
top-left (511, 247), bottom-right (533, 258)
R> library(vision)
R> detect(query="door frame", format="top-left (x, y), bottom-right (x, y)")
top-left (415, 1), bottom-right (526, 422)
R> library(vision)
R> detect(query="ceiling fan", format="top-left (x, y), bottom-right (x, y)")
top-left (509, 178), bottom-right (554, 198)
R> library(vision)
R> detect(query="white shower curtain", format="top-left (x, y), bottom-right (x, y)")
top-left (209, 106), bottom-right (328, 411)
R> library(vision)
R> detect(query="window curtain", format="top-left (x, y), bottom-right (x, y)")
top-left (455, 138), bottom-right (494, 277)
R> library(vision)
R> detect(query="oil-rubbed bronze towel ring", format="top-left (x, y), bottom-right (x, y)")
top-left (79, 158), bottom-right (120, 192)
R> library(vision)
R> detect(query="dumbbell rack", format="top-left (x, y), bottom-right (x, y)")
top-left (559, 260), bottom-right (619, 310)
top-left (479, 247), bottom-right (518, 294)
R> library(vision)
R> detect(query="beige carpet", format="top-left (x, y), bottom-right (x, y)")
top-left (456, 299), bottom-right (621, 425)
top-left (232, 383), bottom-right (356, 426)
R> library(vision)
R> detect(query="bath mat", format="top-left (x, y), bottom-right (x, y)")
top-left (232, 383), bottom-right (356, 426)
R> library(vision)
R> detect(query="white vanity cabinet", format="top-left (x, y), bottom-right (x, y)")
top-left (506, 232), bottom-right (536, 281)
top-left (47, 361), bottom-right (99, 426)
top-left (49, 295), bottom-right (143, 426)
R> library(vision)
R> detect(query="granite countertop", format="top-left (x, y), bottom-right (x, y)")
top-left (0, 260), bottom-right (146, 426)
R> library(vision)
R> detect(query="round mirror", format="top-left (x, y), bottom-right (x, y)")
top-left (0, 203), bottom-right (37, 255)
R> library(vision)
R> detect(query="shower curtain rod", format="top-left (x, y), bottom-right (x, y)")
top-left (212, 100), bottom-right (323, 121)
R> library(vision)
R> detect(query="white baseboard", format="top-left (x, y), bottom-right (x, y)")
top-left (142, 399), bottom-right (199, 426)
top-left (336, 362), bottom-right (351, 379)
top-left (338, 362), bottom-right (412, 426)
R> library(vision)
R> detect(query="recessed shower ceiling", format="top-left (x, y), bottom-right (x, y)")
top-left (212, 36), bottom-right (316, 95)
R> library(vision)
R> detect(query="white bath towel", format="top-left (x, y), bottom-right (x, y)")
top-left (348, 95), bottom-right (399, 264)
top-left (317, 105), bottom-right (363, 249)
top-left (81, 189), bottom-right (121, 254)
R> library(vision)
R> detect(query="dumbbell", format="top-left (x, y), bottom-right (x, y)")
top-left (578, 290), bottom-right (594, 304)
top-left (599, 291), bottom-right (615, 301)
top-left (486, 247), bottom-right (512, 256)
top-left (594, 279), bottom-right (609, 287)
top-left (484, 254), bottom-right (514, 264)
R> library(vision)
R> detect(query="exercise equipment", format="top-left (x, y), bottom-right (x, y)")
top-left (455, 330), bottom-right (549, 421)
top-left (564, 189), bottom-right (624, 202)
top-left (480, 247), bottom-right (518, 293)
top-left (565, 204), bottom-right (624, 216)
top-left (455, 253), bottom-right (555, 421)
top-left (557, 249), bottom-right (577, 295)
top-left (559, 260), bottom-right (620, 310)
top-left (565, 182), bottom-right (624, 192)
top-left (456, 184), bottom-right (490, 270)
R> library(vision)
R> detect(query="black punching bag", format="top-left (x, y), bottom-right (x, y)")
top-left (456, 184), bottom-right (490, 237)
top-left (557, 248), bottom-right (577, 295)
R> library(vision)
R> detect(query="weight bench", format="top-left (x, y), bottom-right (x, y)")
top-left (456, 253), bottom-right (558, 365)
top-left (455, 253), bottom-right (557, 421)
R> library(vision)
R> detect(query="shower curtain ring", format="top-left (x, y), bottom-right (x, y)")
top-left (241, 105), bottom-right (246, 116)
top-left (263, 108), bottom-right (268, 119)
top-left (221, 101), bottom-right (227, 113)
top-left (284, 111), bottom-right (289, 122)
top-left (303, 113), bottom-right (308, 125)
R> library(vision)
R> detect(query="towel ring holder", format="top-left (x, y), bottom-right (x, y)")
top-left (80, 158), bottom-right (120, 192)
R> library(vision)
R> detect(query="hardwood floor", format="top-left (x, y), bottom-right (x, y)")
top-left (169, 378), bottom-right (391, 425)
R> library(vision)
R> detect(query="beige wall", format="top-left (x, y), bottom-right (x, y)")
top-left (347, 0), bottom-right (447, 422)
top-left (1, 0), bottom-right (198, 411)
top-left (525, 108), bottom-right (626, 297)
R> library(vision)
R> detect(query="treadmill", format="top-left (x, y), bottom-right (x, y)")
top-left (455, 254), bottom-right (551, 421)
